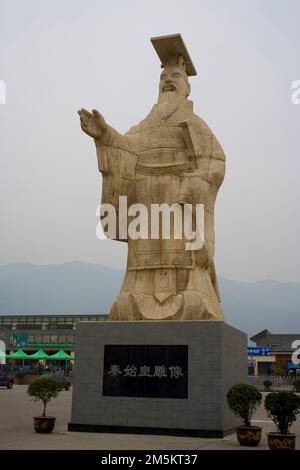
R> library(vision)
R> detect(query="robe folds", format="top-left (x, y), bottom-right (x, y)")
top-left (95, 100), bottom-right (226, 320)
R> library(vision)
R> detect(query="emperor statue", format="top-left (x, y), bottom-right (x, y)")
top-left (78, 34), bottom-right (226, 321)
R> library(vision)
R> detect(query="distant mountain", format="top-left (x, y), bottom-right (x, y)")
top-left (0, 262), bottom-right (299, 338)
top-left (220, 277), bottom-right (300, 338)
top-left (0, 262), bottom-right (123, 316)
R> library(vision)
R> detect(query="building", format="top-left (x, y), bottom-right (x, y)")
top-left (0, 314), bottom-right (107, 358)
top-left (250, 329), bottom-right (300, 376)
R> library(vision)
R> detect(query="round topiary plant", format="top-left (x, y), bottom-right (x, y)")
top-left (264, 391), bottom-right (300, 450)
top-left (226, 383), bottom-right (262, 427)
top-left (263, 379), bottom-right (272, 391)
top-left (265, 391), bottom-right (300, 435)
top-left (28, 376), bottom-right (64, 417)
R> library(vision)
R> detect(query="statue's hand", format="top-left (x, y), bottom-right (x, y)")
top-left (78, 108), bottom-right (107, 139)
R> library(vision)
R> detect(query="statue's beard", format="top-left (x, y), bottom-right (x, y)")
top-left (157, 92), bottom-right (186, 120)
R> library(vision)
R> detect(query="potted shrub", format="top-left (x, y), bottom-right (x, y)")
top-left (226, 383), bottom-right (262, 446)
top-left (263, 379), bottom-right (272, 392)
top-left (265, 391), bottom-right (300, 450)
top-left (28, 377), bottom-right (64, 433)
top-left (292, 378), bottom-right (300, 393)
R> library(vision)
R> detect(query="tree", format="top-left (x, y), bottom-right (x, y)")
top-left (28, 377), bottom-right (63, 417)
top-left (265, 391), bottom-right (300, 434)
top-left (226, 384), bottom-right (262, 427)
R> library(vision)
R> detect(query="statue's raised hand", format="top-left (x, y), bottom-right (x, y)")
top-left (78, 108), bottom-right (107, 139)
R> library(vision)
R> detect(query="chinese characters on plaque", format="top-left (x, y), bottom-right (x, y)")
top-left (103, 345), bottom-right (188, 399)
top-left (108, 364), bottom-right (184, 379)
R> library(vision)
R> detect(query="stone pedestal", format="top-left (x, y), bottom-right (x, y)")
top-left (69, 321), bottom-right (247, 437)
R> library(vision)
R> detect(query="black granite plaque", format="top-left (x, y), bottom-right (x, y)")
top-left (103, 345), bottom-right (188, 398)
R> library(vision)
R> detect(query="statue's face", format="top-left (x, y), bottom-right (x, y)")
top-left (159, 66), bottom-right (190, 98)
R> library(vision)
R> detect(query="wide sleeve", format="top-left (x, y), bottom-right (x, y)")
top-left (208, 134), bottom-right (226, 187)
top-left (94, 126), bottom-right (138, 242)
top-left (191, 116), bottom-right (226, 189)
top-left (94, 126), bottom-right (137, 181)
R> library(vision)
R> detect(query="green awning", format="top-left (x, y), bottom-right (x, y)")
top-left (7, 348), bottom-right (30, 360)
top-left (47, 349), bottom-right (73, 360)
top-left (28, 349), bottom-right (50, 360)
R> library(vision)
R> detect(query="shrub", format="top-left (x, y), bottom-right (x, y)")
top-left (226, 384), bottom-right (262, 427)
top-left (264, 391), bottom-right (300, 434)
top-left (28, 377), bottom-right (64, 417)
top-left (263, 379), bottom-right (272, 390)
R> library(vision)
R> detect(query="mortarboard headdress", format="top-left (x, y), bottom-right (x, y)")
top-left (151, 33), bottom-right (197, 77)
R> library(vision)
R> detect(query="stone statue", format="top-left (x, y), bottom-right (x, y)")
top-left (78, 34), bottom-right (226, 321)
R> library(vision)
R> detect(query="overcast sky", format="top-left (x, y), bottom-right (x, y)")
top-left (0, 0), bottom-right (299, 283)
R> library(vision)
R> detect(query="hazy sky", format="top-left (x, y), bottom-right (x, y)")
top-left (0, 0), bottom-right (299, 283)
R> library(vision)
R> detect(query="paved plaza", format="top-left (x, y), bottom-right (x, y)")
top-left (0, 386), bottom-right (299, 450)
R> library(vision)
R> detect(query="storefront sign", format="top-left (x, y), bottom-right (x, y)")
top-left (8, 333), bottom-right (75, 349)
top-left (248, 347), bottom-right (271, 356)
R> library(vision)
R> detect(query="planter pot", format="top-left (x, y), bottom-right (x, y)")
top-left (267, 432), bottom-right (296, 451)
top-left (236, 426), bottom-right (262, 447)
top-left (33, 416), bottom-right (56, 434)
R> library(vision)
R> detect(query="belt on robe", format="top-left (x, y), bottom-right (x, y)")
top-left (135, 160), bottom-right (196, 175)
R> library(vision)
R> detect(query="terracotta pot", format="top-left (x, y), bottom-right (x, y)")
top-left (267, 432), bottom-right (296, 451)
top-left (236, 426), bottom-right (262, 446)
top-left (33, 416), bottom-right (56, 434)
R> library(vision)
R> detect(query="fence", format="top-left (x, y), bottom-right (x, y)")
top-left (248, 375), bottom-right (296, 391)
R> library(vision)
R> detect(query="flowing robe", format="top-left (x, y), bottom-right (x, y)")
top-left (95, 100), bottom-right (226, 320)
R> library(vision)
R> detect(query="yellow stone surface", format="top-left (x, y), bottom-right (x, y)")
top-left (78, 35), bottom-right (226, 321)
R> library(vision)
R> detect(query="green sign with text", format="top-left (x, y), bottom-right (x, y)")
top-left (8, 333), bottom-right (75, 349)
